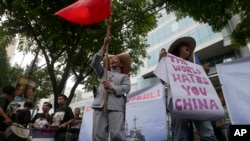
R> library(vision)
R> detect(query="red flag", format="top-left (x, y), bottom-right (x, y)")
top-left (55, 0), bottom-right (111, 25)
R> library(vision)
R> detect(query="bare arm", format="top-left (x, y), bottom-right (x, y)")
top-left (72, 119), bottom-right (82, 124)
top-left (0, 107), bottom-right (12, 125)
top-left (59, 119), bottom-right (75, 129)
top-left (203, 63), bottom-right (210, 75)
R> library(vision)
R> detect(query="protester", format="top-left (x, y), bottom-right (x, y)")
top-left (7, 100), bottom-right (33, 141)
top-left (219, 91), bottom-right (231, 141)
top-left (162, 37), bottom-right (218, 141)
top-left (73, 108), bottom-right (82, 127)
top-left (13, 84), bottom-right (25, 103)
top-left (158, 48), bottom-right (167, 62)
top-left (24, 86), bottom-right (34, 101)
top-left (30, 102), bottom-right (53, 128)
top-left (212, 89), bottom-right (231, 141)
top-left (13, 84), bottom-right (34, 102)
top-left (67, 107), bottom-right (82, 141)
top-left (0, 85), bottom-right (15, 141)
top-left (219, 90), bottom-right (231, 140)
top-left (14, 84), bottom-right (23, 97)
top-left (12, 100), bottom-right (33, 127)
top-left (52, 94), bottom-right (75, 141)
top-left (158, 47), bottom-right (195, 141)
top-left (91, 35), bottom-right (131, 141)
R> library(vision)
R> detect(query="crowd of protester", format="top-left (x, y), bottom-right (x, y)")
top-left (0, 84), bottom-right (82, 141)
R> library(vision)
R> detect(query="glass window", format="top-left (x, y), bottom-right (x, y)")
top-left (164, 25), bottom-right (172, 38)
top-left (202, 51), bottom-right (236, 75)
top-left (189, 30), bottom-right (200, 45)
top-left (171, 22), bottom-right (179, 32)
top-left (147, 53), bottom-right (153, 67)
top-left (147, 35), bottom-right (153, 46)
top-left (159, 29), bottom-right (164, 42)
top-left (178, 18), bottom-right (187, 29)
top-left (186, 17), bottom-right (195, 25)
top-left (198, 26), bottom-right (210, 40)
top-left (209, 66), bottom-right (217, 75)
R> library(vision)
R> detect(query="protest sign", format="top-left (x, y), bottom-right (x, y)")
top-left (126, 83), bottom-right (168, 141)
top-left (165, 53), bottom-right (224, 120)
top-left (154, 57), bottom-right (169, 84)
top-left (217, 56), bottom-right (250, 124)
top-left (79, 100), bottom-right (94, 141)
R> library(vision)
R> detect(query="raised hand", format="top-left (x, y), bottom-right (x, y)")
top-left (101, 35), bottom-right (111, 51)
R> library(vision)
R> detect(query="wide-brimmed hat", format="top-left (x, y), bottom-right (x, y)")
top-left (168, 37), bottom-right (196, 58)
top-left (103, 52), bottom-right (131, 74)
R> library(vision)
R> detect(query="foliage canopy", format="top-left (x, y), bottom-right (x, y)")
top-left (0, 0), bottom-right (159, 107)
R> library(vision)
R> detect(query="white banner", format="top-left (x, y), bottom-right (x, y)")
top-left (79, 100), bottom-right (94, 141)
top-left (155, 53), bottom-right (224, 120)
top-left (126, 83), bottom-right (168, 141)
top-left (216, 56), bottom-right (250, 124)
top-left (79, 83), bottom-right (168, 141)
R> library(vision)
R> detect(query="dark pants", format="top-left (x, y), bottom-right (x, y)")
top-left (8, 133), bottom-right (26, 141)
top-left (66, 132), bottom-right (79, 141)
top-left (0, 131), bottom-right (8, 141)
top-left (55, 131), bottom-right (66, 141)
top-left (212, 121), bottom-right (228, 141)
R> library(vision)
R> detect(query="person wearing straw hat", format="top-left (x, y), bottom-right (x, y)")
top-left (91, 35), bottom-right (131, 141)
top-left (164, 36), bottom-right (218, 141)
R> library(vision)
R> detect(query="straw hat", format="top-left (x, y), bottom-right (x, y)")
top-left (103, 52), bottom-right (131, 74)
top-left (168, 37), bottom-right (196, 58)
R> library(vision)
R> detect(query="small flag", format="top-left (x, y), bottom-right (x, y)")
top-left (55, 0), bottom-right (111, 25)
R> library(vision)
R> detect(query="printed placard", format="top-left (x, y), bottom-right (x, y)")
top-left (166, 53), bottom-right (224, 120)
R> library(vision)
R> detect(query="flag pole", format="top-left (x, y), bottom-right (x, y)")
top-left (103, 17), bottom-right (111, 112)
